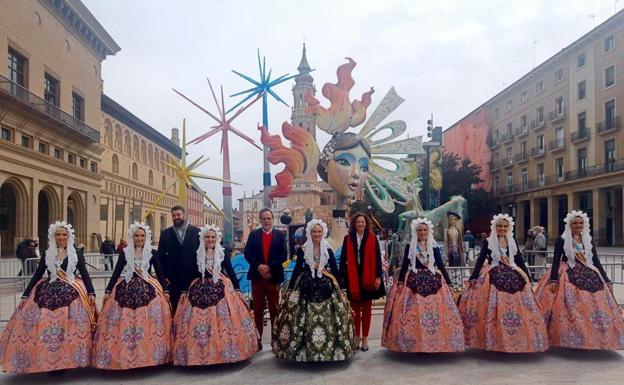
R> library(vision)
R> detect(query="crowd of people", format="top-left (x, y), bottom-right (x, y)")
top-left (0, 206), bottom-right (622, 374)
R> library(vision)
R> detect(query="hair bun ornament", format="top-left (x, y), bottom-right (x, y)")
top-left (564, 210), bottom-right (589, 225)
top-left (411, 217), bottom-right (434, 233)
top-left (48, 220), bottom-right (76, 238)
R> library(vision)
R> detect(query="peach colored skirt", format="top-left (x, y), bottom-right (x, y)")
top-left (459, 264), bottom-right (548, 352)
top-left (173, 276), bottom-right (258, 366)
top-left (92, 275), bottom-right (173, 369)
top-left (382, 269), bottom-right (464, 352)
top-left (535, 262), bottom-right (624, 350)
top-left (0, 278), bottom-right (93, 373)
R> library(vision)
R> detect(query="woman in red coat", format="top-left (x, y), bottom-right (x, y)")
top-left (339, 212), bottom-right (385, 351)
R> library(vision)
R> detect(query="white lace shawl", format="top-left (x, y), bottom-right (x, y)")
top-left (121, 222), bottom-right (153, 282)
top-left (561, 210), bottom-right (593, 269)
top-left (45, 221), bottom-right (78, 283)
top-left (196, 226), bottom-right (225, 283)
top-left (408, 218), bottom-right (437, 273)
top-left (486, 213), bottom-right (518, 268)
top-left (303, 219), bottom-right (331, 278)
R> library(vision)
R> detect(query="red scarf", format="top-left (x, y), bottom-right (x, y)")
top-left (345, 232), bottom-right (377, 301)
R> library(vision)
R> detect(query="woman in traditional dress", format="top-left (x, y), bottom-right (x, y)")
top-left (339, 212), bottom-right (385, 351)
top-left (459, 214), bottom-right (548, 352)
top-left (535, 210), bottom-right (624, 349)
top-left (173, 226), bottom-right (258, 366)
top-left (382, 218), bottom-right (464, 352)
top-left (273, 219), bottom-right (355, 361)
top-left (0, 221), bottom-right (96, 373)
top-left (93, 222), bottom-right (172, 369)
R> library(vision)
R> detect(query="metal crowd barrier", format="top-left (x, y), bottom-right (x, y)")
top-left (0, 253), bottom-right (623, 326)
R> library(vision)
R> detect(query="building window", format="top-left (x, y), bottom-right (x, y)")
top-left (535, 79), bottom-right (544, 94)
top-left (537, 163), bottom-right (545, 186)
top-left (605, 99), bottom-right (616, 128)
top-left (577, 51), bottom-right (586, 68)
top-left (577, 80), bottom-right (586, 100)
top-left (90, 161), bottom-right (98, 172)
top-left (555, 157), bottom-right (564, 181)
top-left (38, 141), bottom-right (48, 154)
top-left (577, 148), bottom-right (587, 175)
top-left (554, 67), bottom-right (564, 82)
top-left (79, 157), bottom-right (87, 168)
top-left (604, 34), bottom-right (615, 53)
top-left (493, 176), bottom-right (500, 192)
top-left (494, 108), bottom-right (500, 119)
top-left (520, 115), bottom-right (527, 130)
top-left (44, 73), bottom-right (59, 106)
top-left (112, 154), bottom-right (119, 173)
top-left (162, 176), bottom-right (166, 189)
top-left (506, 173), bottom-right (513, 193)
top-left (71, 92), bottom-right (84, 121)
top-left (555, 126), bottom-right (564, 144)
top-left (520, 141), bottom-right (527, 155)
top-left (148, 170), bottom-right (154, 186)
top-left (520, 168), bottom-right (528, 190)
top-left (537, 134), bottom-right (544, 150)
top-left (68, 153), bottom-right (75, 164)
top-left (537, 106), bottom-right (544, 123)
top-left (1, 127), bottom-right (11, 141)
top-left (578, 111), bottom-right (587, 132)
top-left (520, 90), bottom-right (528, 103)
top-left (506, 99), bottom-right (512, 112)
top-left (132, 163), bottom-right (138, 180)
top-left (605, 139), bottom-right (616, 171)
top-left (21, 134), bottom-right (31, 148)
top-left (555, 96), bottom-right (564, 115)
top-left (506, 122), bottom-right (512, 136)
top-left (605, 65), bottom-right (615, 88)
top-left (8, 48), bottom-right (27, 86)
top-left (53, 147), bottom-right (62, 160)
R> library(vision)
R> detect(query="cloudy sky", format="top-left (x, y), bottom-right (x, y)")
top-left (83, 0), bottom-right (620, 207)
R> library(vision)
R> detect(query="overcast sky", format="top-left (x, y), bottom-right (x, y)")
top-left (83, 0), bottom-right (620, 207)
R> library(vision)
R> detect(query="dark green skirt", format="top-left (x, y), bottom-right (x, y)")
top-left (272, 271), bottom-right (355, 362)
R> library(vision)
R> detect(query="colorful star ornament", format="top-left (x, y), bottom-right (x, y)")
top-left (228, 49), bottom-right (313, 207)
top-left (144, 119), bottom-right (239, 220)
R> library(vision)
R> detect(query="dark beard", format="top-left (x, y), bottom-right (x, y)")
top-left (173, 219), bottom-right (185, 227)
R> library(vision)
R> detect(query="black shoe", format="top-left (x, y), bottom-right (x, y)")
top-left (257, 340), bottom-right (263, 351)
top-left (361, 345), bottom-right (369, 352)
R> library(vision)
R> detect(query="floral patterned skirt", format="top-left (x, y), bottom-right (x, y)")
top-left (173, 276), bottom-right (258, 366)
top-left (535, 262), bottom-right (624, 350)
top-left (381, 270), bottom-right (464, 352)
top-left (272, 271), bottom-right (355, 362)
top-left (92, 276), bottom-right (173, 369)
top-left (0, 278), bottom-right (93, 373)
top-left (459, 265), bottom-right (548, 352)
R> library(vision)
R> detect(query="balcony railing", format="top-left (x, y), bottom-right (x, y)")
top-left (493, 159), bottom-right (624, 195)
top-left (515, 125), bottom-right (529, 137)
top-left (530, 119), bottom-right (546, 130)
top-left (597, 116), bottom-right (621, 134)
top-left (515, 151), bottom-right (529, 163)
top-left (571, 128), bottom-right (591, 143)
top-left (0, 74), bottom-right (99, 142)
top-left (488, 137), bottom-right (500, 148)
top-left (501, 131), bottom-right (514, 143)
top-left (502, 157), bottom-right (514, 168)
top-left (548, 107), bottom-right (566, 123)
top-left (548, 138), bottom-right (565, 152)
top-left (530, 146), bottom-right (545, 157)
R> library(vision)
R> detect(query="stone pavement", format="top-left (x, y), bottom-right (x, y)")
top-left (0, 345), bottom-right (622, 385)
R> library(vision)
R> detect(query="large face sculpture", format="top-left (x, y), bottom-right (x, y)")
top-left (319, 133), bottom-right (371, 202)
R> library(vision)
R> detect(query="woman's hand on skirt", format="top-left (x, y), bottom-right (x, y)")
top-left (548, 281), bottom-right (559, 293)
top-left (375, 278), bottom-right (381, 290)
top-left (164, 292), bottom-right (170, 302)
top-left (607, 282), bottom-right (613, 293)
top-left (103, 293), bottom-right (110, 304)
top-left (18, 297), bottom-right (27, 310)
top-left (88, 294), bottom-right (96, 306)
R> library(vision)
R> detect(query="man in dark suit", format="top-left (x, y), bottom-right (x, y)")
top-left (244, 208), bottom-right (287, 349)
top-left (157, 205), bottom-right (201, 312)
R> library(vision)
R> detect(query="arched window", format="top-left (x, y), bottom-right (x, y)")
top-left (133, 135), bottom-right (139, 159)
top-left (165, 154), bottom-right (171, 175)
top-left (148, 170), bottom-right (154, 186)
top-left (160, 151), bottom-right (165, 172)
top-left (132, 162), bottom-right (138, 180)
top-left (161, 175), bottom-right (167, 189)
top-left (124, 130), bottom-right (131, 155)
top-left (114, 125), bottom-right (122, 150)
top-left (141, 140), bottom-right (146, 163)
top-left (112, 154), bottom-right (119, 174)
top-left (148, 144), bottom-right (153, 167)
top-left (104, 120), bottom-right (113, 147)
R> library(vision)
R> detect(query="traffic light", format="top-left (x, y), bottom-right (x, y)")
top-left (427, 118), bottom-right (433, 138)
